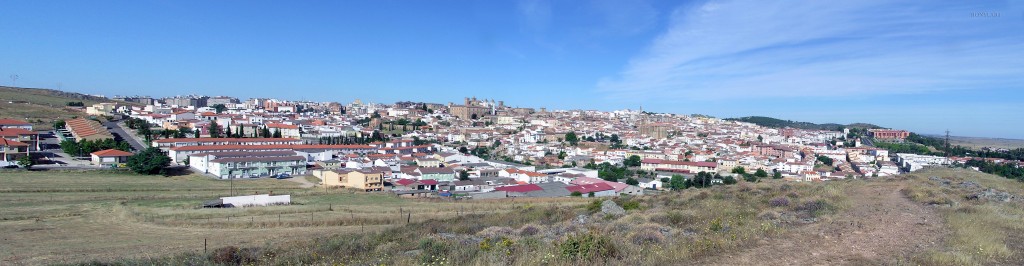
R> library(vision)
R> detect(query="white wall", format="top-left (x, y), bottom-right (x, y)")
top-left (220, 194), bottom-right (291, 207)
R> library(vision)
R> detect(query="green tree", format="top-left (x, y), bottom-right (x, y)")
top-left (743, 173), bottom-right (758, 182)
top-left (16, 156), bottom-right (34, 168)
top-left (757, 135), bottom-right (763, 142)
top-left (570, 191), bottom-right (583, 197)
top-left (212, 104), bottom-right (227, 114)
top-left (127, 147), bottom-right (170, 175)
top-left (754, 168), bottom-right (768, 178)
top-left (625, 177), bottom-right (639, 186)
top-left (558, 151), bottom-right (567, 160)
top-left (272, 129), bottom-right (282, 138)
top-left (225, 126), bottom-right (232, 139)
top-left (692, 172), bottom-right (715, 188)
top-left (772, 169), bottom-right (783, 179)
top-left (564, 131), bottom-right (579, 146)
top-left (624, 155), bottom-right (642, 167)
top-left (208, 120), bottom-right (221, 138)
top-left (722, 175), bottom-right (738, 184)
top-left (459, 170), bottom-right (470, 181)
top-left (816, 155), bottom-right (834, 166)
top-left (731, 166), bottom-right (747, 175)
top-left (669, 174), bottom-right (688, 190)
top-left (609, 134), bottom-right (620, 144)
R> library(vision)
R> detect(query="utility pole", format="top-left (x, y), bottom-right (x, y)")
top-left (9, 74), bottom-right (18, 86)
top-left (945, 130), bottom-right (951, 157)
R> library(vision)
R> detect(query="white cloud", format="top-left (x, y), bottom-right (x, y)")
top-left (597, 0), bottom-right (1024, 101)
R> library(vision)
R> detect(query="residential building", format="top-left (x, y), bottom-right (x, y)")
top-left (322, 168), bottom-right (384, 191)
top-left (0, 119), bottom-right (33, 130)
top-left (90, 149), bottom-right (133, 166)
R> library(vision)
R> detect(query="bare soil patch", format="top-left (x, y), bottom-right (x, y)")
top-left (709, 180), bottom-right (945, 265)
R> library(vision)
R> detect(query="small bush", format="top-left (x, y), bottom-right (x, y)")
top-left (519, 224), bottom-right (541, 236)
top-left (586, 200), bottom-right (602, 214)
top-left (796, 199), bottom-right (835, 217)
top-left (769, 197), bottom-right (790, 207)
top-left (622, 200), bottom-right (641, 211)
top-left (557, 232), bottom-right (618, 262)
top-left (628, 229), bottom-right (665, 245)
top-left (209, 246), bottom-right (259, 265)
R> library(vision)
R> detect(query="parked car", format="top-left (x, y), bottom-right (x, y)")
top-left (275, 173), bottom-right (292, 179)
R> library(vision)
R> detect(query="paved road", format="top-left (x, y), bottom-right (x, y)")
top-left (103, 121), bottom-right (147, 152)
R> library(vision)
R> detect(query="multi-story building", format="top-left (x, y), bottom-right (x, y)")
top-left (202, 152), bottom-right (307, 179)
top-left (163, 95), bottom-right (209, 108)
top-left (868, 129), bottom-right (910, 140)
top-left (207, 96), bottom-right (240, 106)
top-left (322, 168), bottom-right (385, 191)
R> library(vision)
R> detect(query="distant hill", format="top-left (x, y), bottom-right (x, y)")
top-left (0, 86), bottom-right (134, 130)
top-left (725, 116), bottom-right (882, 131)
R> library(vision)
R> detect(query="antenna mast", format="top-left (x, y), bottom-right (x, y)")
top-left (944, 129), bottom-right (950, 157)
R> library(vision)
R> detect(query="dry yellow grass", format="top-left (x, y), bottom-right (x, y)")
top-left (0, 170), bottom-right (582, 265)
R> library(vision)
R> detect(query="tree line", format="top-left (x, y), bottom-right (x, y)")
top-left (60, 138), bottom-right (132, 157)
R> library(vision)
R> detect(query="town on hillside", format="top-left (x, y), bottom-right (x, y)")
top-left (4, 94), bottom-right (1020, 199)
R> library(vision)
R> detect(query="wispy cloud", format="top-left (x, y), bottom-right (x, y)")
top-left (517, 0), bottom-right (551, 33)
top-left (597, 0), bottom-right (1024, 101)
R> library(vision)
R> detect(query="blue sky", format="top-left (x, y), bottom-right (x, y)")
top-left (1, 0), bottom-right (1022, 138)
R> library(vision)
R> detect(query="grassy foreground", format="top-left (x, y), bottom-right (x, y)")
top-left (0, 170), bottom-right (582, 265)
top-left (3, 168), bottom-right (1021, 265)
top-left (69, 176), bottom-right (851, 265)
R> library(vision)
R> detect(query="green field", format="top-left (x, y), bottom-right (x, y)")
top-left (0, 170), bottom-right (580, 265)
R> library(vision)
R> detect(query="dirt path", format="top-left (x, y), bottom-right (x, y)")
top-left (711, 181), bottom-right (945, 265)
top-left (284, 175), bottom-right (316, 188)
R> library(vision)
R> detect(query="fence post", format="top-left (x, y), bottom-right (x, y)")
top-left (407, 212), bottom-right (411, 224)
top-left (204, 238), bottom-right (207, 254)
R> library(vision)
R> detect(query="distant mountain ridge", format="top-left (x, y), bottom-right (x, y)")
top-left (725, 116), bottom-right (882, 131)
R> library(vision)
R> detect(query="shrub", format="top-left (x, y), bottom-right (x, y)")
top-left (768, 197), bottom-right (790, 207)
top-left (796, 199), bottom-right (836, 217)
top-left (586, 200), bottom-right (602, 213)
top-left (621, 200), bottom-right (641, 211)
top-left (557, 233), bottom-right (618, 261)
top-left (570, 191), bottom-right (582, 197)
top-left (518, 224), bottom-right (541, 236)
top-left (209, 246), bottom-right (259, 265)
top-left (629, 229), bottom-right (665, 245)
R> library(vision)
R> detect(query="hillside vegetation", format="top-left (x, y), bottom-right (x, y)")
top-left (0, 86), bottom-right (136, 130)
top-left (0, 170), bottom-right (582, 265)
top-left (51, 168), bottom-right (1022, 266)
top-left (725, 116), bottom-right (881, 131)
top-left (3, 168), bottom-right (1020, 265)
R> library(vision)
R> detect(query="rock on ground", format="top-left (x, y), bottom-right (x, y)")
top-left (601, 200), bottom-right (626, 216)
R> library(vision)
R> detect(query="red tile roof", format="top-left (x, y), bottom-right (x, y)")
top-left (171, 144), bottom-right (375, 152)
top-left (91, 149), bottom-right (134, 157)
top-left (494, 184), bottom-right (543, 193)
top-left (0, 119), bottom-right (31, 126)
top-left (154, 137), bottom-right (299, 143)
top-left (0, 139), bottom-right (29, 147)
top-left (0, 128), bottom-right (36, 136)
top-left (267, 123), bottom-right (299, 129)
top-left (565, 183), bottom-right (615, 194)
top-left (641, 158), bottom-right (718, 168)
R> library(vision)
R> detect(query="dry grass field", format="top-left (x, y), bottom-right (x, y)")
top-left (3, 168), bottom-right (1022, 265)
top-left (0, 170), bottom-right (585, 265)
top-left (0, 86), bottom-right (142, 130)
